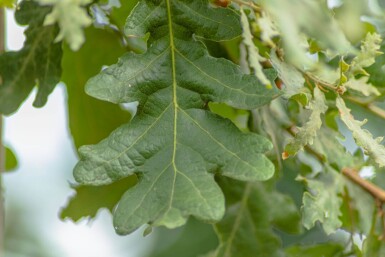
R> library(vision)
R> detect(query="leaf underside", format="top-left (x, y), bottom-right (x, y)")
top-left (74, 0), bottom-right (277, 235)
top-left (0, 0), bottom-right (62, 115)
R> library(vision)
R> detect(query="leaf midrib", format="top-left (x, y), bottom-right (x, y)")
top-left (166, 0), bottom-right (178, 215)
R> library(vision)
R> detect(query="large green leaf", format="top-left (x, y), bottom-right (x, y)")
top-left (74, 0), bottom-right (278, 235)
top-left (62, 27), bottom-right (130, 149)
top-left (0, 0), bottom-right (62, 115)
top-left (210, 179), bottom-right (300, 257)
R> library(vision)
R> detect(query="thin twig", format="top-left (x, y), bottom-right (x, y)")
top-left (232, 0), bottom-right (261, 13)
top-left (304, 72), bottom-right (338, 92)
top-left (284, 125), bottom-right (326, 162)
top-left (342, 168), bottom-right (385, 202)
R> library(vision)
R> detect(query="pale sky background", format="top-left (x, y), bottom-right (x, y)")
top-left (3, 9), bottom-right (156, 257)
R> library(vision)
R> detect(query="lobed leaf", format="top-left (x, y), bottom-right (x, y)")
top-left (240, 7), bottom-right (271, 87)
top-left (74, 0), bottom-right (278, 235)
top-left (299, 168), bottom-right (344, 235)
top-left (38, 0), bottom-right (92, 51)
top-left (350, 32), bottom-right (383, 75)
top-left (336, 97), bottom-right (385, 167)
top-left (270, 51), bottom-right (308, 100)
top-left (284, 87), bottom-right (328, 157)
top-left (0, 0), bottom-right (62, 115)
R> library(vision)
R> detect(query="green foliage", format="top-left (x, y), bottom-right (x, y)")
top-left (4, 0), bottom-right (385, 256)
top-left (210, 178), bottom-right (300, 257)
top-left (0, 0), bottom-right (62, 115)
top-left (73, 0), bottom-right (277, 235)
top-left (38, 0), bottom-right (92, 51)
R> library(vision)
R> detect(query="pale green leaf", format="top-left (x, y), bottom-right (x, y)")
top-left (38, 0), bottom-right (92, 51)
top-left (259, 0), bottom-right (354, 67)
top-left (284, 87), bottom-right (328, 157)
top-left (74, 0), bottom-right (277, 235)
top-left (240, 7), bottom-right (271, 87)
top-left (344, 76), bottom-right (380, 96)
top-left (350, 32), bottom-right (382, 74)
top-left (336, 97), bottom-right (385, 167)
top-left (211, 179), bottom-right (300, 257)
top-left (0, 0), bottom-right (62, 115)
top-left (257, 11), bottom-right (279, 47)
top-left (313, 127), bottom-right (362, 169)
top-left (299, 168), bottom-right (344, 235)
top-left (270, 51), bottom-right (308, 99)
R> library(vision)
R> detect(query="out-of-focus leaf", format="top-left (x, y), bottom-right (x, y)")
top-left (74, 0), bottom-right (277, 235)
top-left (313, 127), bottom-right (362, 170)
top-left (270, 51), bottom-right (309, 100)
top-left (257, 11), bottom-right (279, 47)
top-left (363, 233), bottom-right (385, 257)
top-left (344, 77), bottom-right (380, 96)
top-left (62, 27), bottom-right (130, 149)
top-left (284, 87), bottom-right (327, 158)
top-left (0, 0), bottom-right (62, 115)
top-left (285, 243), bottom-right (345, 257)
top-left (210, 178), bottom-right (300, 257)
top-left (260, 0), bottom-right (354, 67)
top-left (60, 175), bottom-right (137, 221)
top-left (337, 97), bottom-right (385, 167)
top-left (38, 0), bottom-right (92, 51)
top-left (146, 218), bottom-right (218, 257)
top-left (299, 168), bottom-right (344, 235)
top-left (240, 7), bottom-right (271, 87)
top-left (350, 32), bottom-right (382, 75)
top-left (0, 0), bottom-right (14, 8)
top-left (5, 146), bottom-right (18, 172)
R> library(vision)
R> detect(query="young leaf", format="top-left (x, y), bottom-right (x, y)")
top-left (257, 11), bottom-right (279, 47)
top-left (74, 0), bottom-right (278, 235)
top-left (336, 97), bottom-right (385, 167)
top-left (5, 146), bottom-right (18, 172)
top-left (0, 0), bottom-right (62, 115)
top-left (270, 51), bottom-right (308, 99)
top-left (240, 7), bottom-right (271, 88)
top-left (38, 0), bottom-right (92, 51)
top-left (284, 87), bottom-right (328, 157)
top-left (210, 179), bottom-right (300, 257)
top-left (350, 32), bottom-right (382, 75)
top-left (299, 168), bottom-right (344, 235)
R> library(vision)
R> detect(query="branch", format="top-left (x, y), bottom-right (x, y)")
top-left (232, 0), bottom-right (261, 13)
top-left (346, 96), bottom-right (385, 120)
top-left (342, 168), bottom-right (385, 202)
